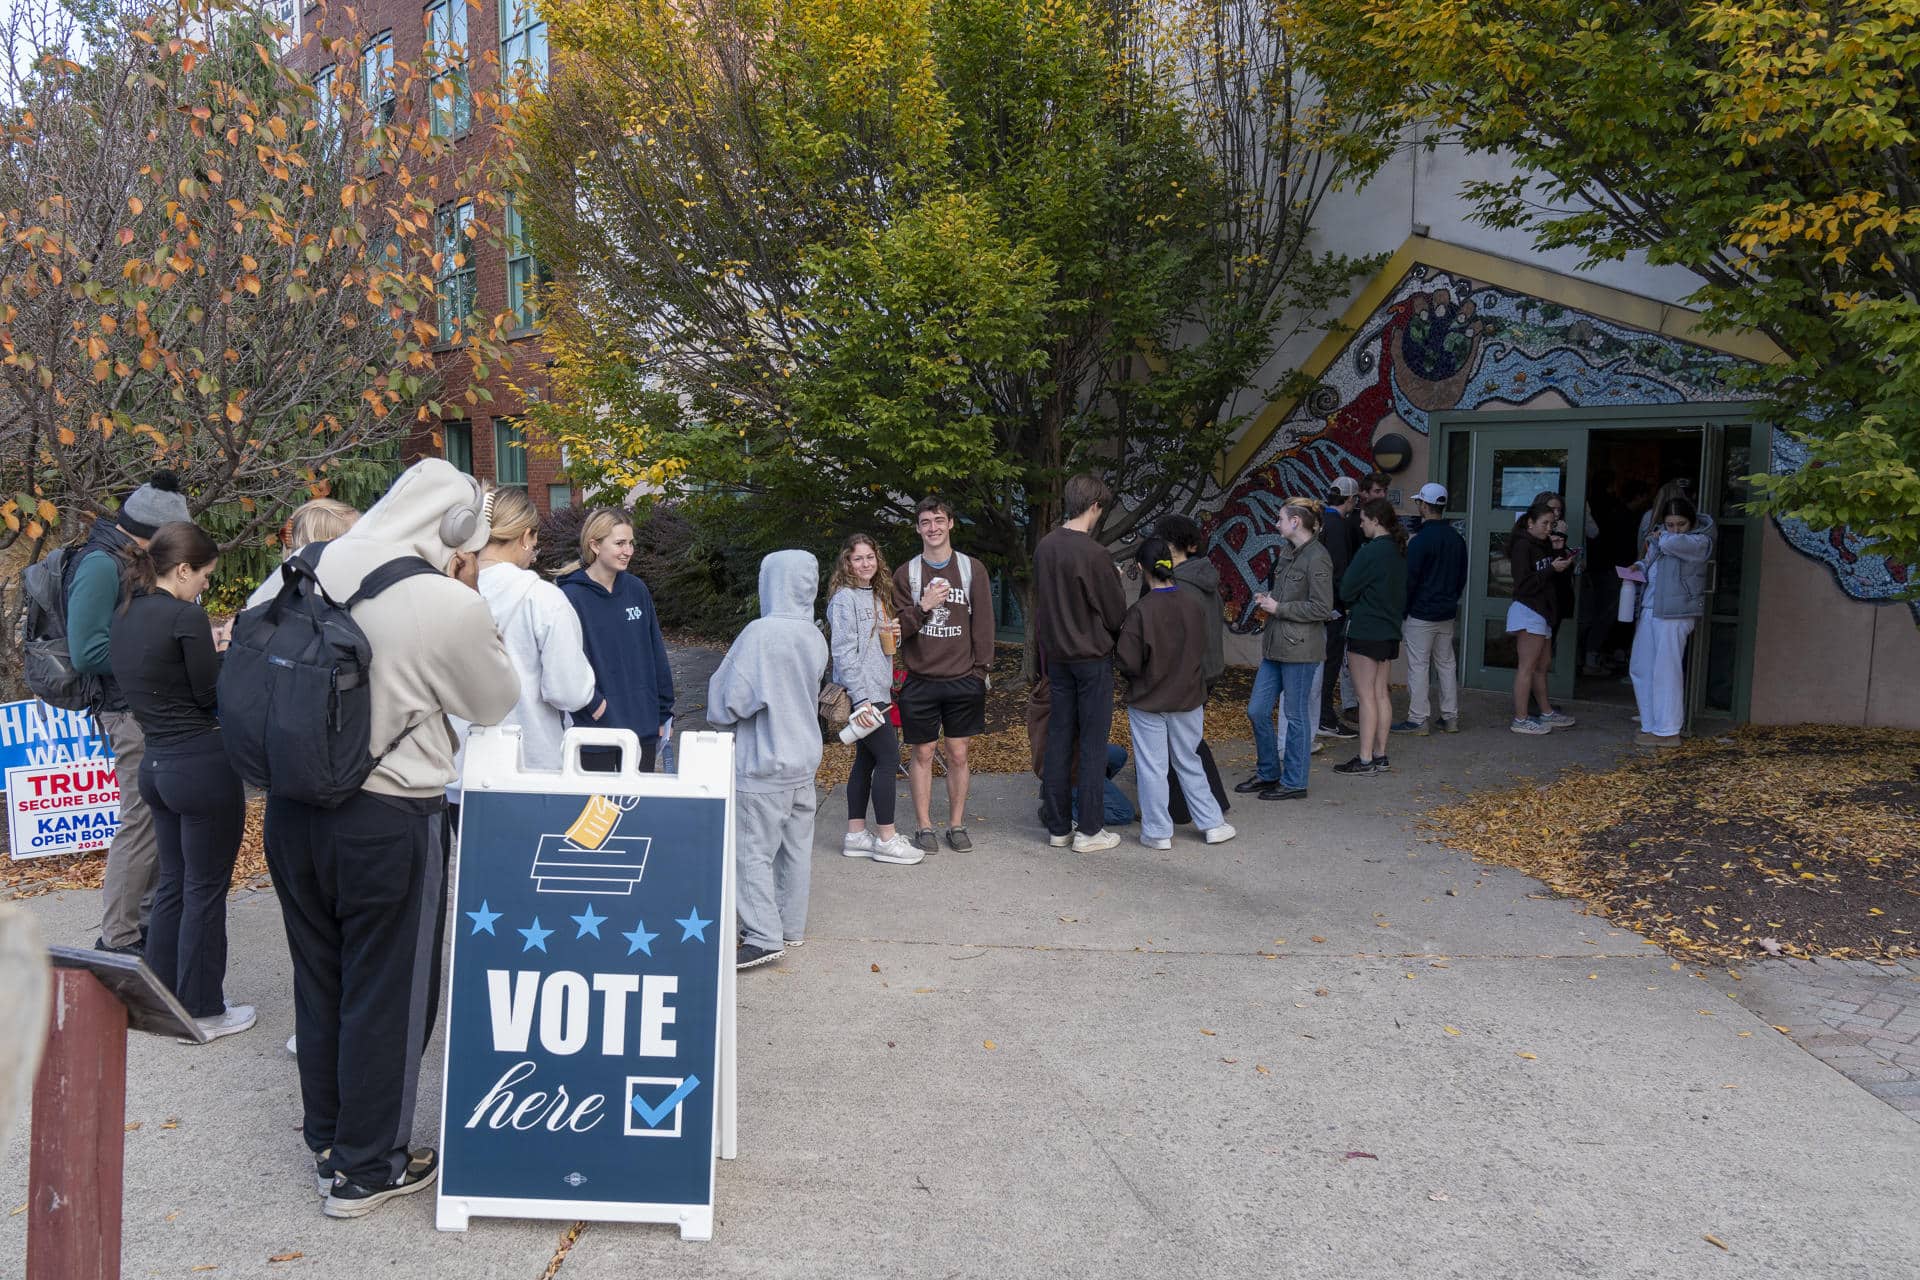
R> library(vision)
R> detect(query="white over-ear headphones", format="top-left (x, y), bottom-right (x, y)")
top-left (439, 478), bottom-right (495, 548)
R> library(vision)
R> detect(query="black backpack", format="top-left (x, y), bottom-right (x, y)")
top-left (21, 547), bottom-right (105, 712)
top-left (218, 544), bottom-right (441, 808)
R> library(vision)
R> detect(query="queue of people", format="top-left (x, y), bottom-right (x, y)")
top-left (45, 455), bottom-right (1714, 1219)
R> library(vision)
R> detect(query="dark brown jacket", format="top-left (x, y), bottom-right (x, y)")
top-left (1033, 526), bottom-right (1126, 663)
top-left (1508, 525), bottom-right (1562, 625)
top-left (892, 554), bottom-right (995, 682)
top-left (1115, 587), bottom-right (1209, 713)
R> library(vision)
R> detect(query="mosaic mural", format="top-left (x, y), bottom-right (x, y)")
top-left (1198, 265), bottom-right (1919, 626)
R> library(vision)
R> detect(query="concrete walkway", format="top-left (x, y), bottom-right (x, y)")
top-left (5, 690), bottom-right (1918, 1278)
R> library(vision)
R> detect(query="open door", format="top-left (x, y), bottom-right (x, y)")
top-left (1687, 423), bottom-right (1763, 728)
top-left (1461, 428), bottom-right (1589, 700)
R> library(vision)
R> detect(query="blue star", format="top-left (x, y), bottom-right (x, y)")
top-left (518, 918), bottom-right (553, 953)
top-left (466, 900), bottom-right (501, 936)
top-left (675, 907), bottom-right (711, 943)
top-left (571, 903), bottom-right (607, 939)
top-left (621, 920), bottom-right (659, 957)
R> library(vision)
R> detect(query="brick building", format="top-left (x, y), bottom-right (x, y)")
top-left (270, 0), bottom-right (574, 513)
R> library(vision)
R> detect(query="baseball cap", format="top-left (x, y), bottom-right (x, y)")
top-left (1330, 476), bottom-right (1359, 498)
top-left (1415, 482), bottom-right (1448, 507)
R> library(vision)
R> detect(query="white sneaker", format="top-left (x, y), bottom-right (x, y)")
top-left (783, 938), bottom-right (805, 948)
top-left (1509, 716), bottom-right (1550, 736)
top-left (869, 834), bottom-right (925, 865)
top-left (181, 1003), bottom-right (256, 1044)
top-left (1072, 829), bottom-right (1121, 853)
top-left (1047, 832), bottom-right (1072, 848)
top-left (1203, 824), bottom-right (1237, 845)
top-left (286, 1033), bottom-right (298, 1055)
top-left (1541, 709), bottom-right (1578, 728)
top-left (1140, 835), bottom-right (1173, 850)
top-left (841, 830), bottom-right (877, 858)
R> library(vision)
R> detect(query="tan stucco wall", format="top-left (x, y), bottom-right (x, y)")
top-left (1750, 521), bottom-right (1920, 728)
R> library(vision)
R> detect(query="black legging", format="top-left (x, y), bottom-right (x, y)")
top-left (846, 720), bottom-right (899, 827)
top-left (140, 737), bottom-right (245, 1019)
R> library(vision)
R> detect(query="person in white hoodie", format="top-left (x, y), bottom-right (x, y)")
top-left (261, 459), bottom-right (516, 1220)
top-left (448, 487), bottom-right (604, 807)
top-left (706, 550), bottom-right (829, 970)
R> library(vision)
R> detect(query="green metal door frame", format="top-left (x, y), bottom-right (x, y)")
top-left (1430, 405), bottom-right (1768, 724)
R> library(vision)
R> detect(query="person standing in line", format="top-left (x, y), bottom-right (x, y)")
top-left (707, 550), bottom-right (831, 969)
top-left (826, 533), bottom-right (920, 866)
top-left (1630, 496), bottom-right (1715, 746)
top-left (108, 521), bottom-right (252, 1041)
top-left (1240, 498), bottom-right (1334, 801)
top-left (558, 509), bottom-right (675, 773)
top-left (1335, 498), bottom-right (1408, 776)
top-left (1335, 472), bottom-right (1392, 723)
top-left (245, 498), bottom-right (361, 610)
top-left (1155, 514), bottom-right (1231, 824)
top-left (260, 459), bottom-right (516, 1217)
top-left (1033, 474), bottom-right (1129, 854)
top-left (1115, 538), bottom-right (1235, 850)
top-left (66, 471), bottom-right (192, 956)
top-left (892, 496), bottom-right (996, 854)
top-left (1316, 475), bottom-right (1359, 740)
top-left (1392, 483), bottom-right (1466, 735)
top-left (1506, 498), bottom-right (1578, 735)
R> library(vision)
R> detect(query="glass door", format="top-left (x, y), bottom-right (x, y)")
top-left (1461, 429), bottom-right (1589, 699)
top-left (1688, 423), bottom-right (1763, 726)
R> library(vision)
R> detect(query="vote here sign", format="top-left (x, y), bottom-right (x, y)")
top-left (6, 759), bottom-right (121, 859)
top-left (438, 727), bottom-right (737, 1242)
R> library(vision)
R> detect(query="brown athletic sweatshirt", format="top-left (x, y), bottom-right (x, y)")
top-left (1114, 586), bottom-right (1209, 713)
top-left (1033, 526), bottom-right (1126, 663)
top-left (892, 553), bottom-right (995, 682)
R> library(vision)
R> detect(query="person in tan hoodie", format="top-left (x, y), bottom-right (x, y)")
top-left (264, 458), bottom-right (516, 1220)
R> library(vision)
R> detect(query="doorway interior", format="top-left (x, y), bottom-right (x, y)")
top-left (1435, 407), bottom-right (1765, 731)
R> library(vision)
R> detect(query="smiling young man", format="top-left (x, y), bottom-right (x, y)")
top-left (893, 496), bottom-right (995, 854)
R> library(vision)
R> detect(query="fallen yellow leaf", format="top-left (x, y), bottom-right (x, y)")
top-left (982, 1040), bottom-right (996, 1051)
top-left (1703, 1233), bottom-right (1729, 1251)
top-left (1443, 1026), bottom-right (1461, 1036)
top-left (1310, 935), bottom-right (1327, 943)
top-left (269, 1253), bottom-right (305, 1263)
top-left (1198, 1028), bottom-right (1216, 1036)
top-left (1515, 1051), bottom-right (1537, 1060)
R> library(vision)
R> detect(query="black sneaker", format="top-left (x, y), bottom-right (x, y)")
top-left (736, 943), bottom-right (785, 970)
top-left (1320, 719), bottom-right (1358, 740)
top-left (1332, 756), bottom-right (1378, 776)
top-left (1233, 775), bottom-right (1280, 794)
top-left (94, 935), bottom-right (143, 957)
top-left (1373, 755), bottom-right (1392, 772)
top-left (1259, 785), bottom-right (1309, 801)
top-left (323, 1149), bottom-right (438, 1219)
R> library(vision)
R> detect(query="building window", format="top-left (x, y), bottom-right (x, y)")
top-left (311, 66), bottom-right (338, 150)
top-left (434, 200), bottom-right (475, 344)
top-left (505, 199), bottom-right (548, 331)
top-left (547, 483), bottom-right (571, 511)
top-left (425, 0), bottom-right (472, 138)
top-left (500, 0), bottom-right (548, 101)
top-left (268, 0), bottom-right (301, 51)
top-left (495, 419), bottom-right (528, 485)
top-left (361, 31), bottom-right (395, 128)
top-left (444, 420), bottom-right (473, 473)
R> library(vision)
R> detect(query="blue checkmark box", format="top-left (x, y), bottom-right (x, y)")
top-left (625, 1075), bottom-right (701, 1136)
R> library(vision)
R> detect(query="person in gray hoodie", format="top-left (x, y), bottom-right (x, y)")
top-left (262, 458), bottom-right (516, 1220)
top-left (1156, 514), bottom-right (1230, 824)
top-left (825, 533), bottom-right (919, 867)
top-left (707, 550), bottom-right (830, 970)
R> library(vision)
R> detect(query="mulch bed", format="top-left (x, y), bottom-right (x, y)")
top-left (1424, 726), bottom-right (1920, 962)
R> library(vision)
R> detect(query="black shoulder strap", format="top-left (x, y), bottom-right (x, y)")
top-left (346, 556), bottom-right (442, 610)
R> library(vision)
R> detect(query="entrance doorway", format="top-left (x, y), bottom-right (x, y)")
top-left (1435, 407), bottom-right (1765, 729)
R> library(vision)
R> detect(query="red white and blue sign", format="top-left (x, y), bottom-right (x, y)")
top-left (437, 727), bottom-right (737, 1241)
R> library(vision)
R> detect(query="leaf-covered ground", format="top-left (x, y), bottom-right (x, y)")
top-left (2, 797), bottom-right (270, 902)
top-left (1425, 726), bottom-right (1920, 962)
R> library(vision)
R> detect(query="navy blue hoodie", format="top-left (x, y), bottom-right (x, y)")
top-left (558, 568), bottom-right (675, 741)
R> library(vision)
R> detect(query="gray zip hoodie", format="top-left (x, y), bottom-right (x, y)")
top-left (707, 551), bottom-right (830, 793)
top-left (827, 585), bottom-right (895, 705)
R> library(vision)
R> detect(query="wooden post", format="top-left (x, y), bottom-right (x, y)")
top-left (28, 968), bottom-right (128, 1280)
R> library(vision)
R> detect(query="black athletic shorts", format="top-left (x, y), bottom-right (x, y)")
top-left (899, 674), bottom-right (987, 745)
top-left (1346, 636), bottom-right (1401, 662)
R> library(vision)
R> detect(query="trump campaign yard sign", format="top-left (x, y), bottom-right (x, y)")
top-left (437, 727), bottom-right (738, 1242)
top-left (7, 759), bottom-right (120, 859)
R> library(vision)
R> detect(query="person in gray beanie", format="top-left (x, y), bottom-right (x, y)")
top-left (64, 471), bottom-right (194, 955)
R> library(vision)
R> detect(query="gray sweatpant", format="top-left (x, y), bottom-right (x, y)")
top-left (99, 710), bottom-right (158, 948)
top-left (735, 785), bottom-right (816, 950)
